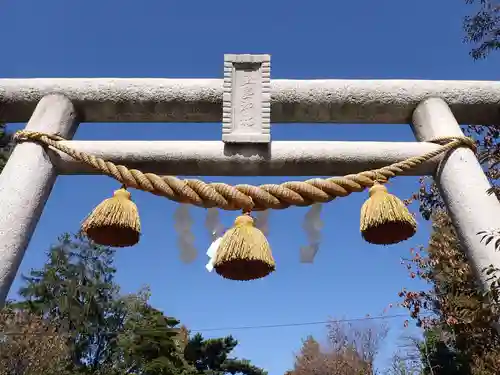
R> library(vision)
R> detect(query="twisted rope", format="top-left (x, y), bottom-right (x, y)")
top-left (13, 130), bottom-right (476, 211)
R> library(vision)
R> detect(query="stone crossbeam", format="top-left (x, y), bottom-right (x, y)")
top-left (1, 78), bottom-right (500, 124)
top-left (51, 140), bottom-right (443, 176)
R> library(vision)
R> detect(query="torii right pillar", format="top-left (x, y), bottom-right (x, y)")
top-left (412, 98), bottom-right (500, 306)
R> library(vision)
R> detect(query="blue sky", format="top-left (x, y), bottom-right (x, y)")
top-left (2, 0), bottom-right (500, 373)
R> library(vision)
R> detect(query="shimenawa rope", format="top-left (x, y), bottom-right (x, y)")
top-left (12, 130), bottom-right (477, 281)
top-left (12, 130), bottom-right (476, 211)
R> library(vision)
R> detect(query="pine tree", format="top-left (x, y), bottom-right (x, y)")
top-left (117, 303), bottom-right (267, 375)
top-left (183, 333), bottom-right (267, 375)
top-left (118, 302), bottom-right (191, 375)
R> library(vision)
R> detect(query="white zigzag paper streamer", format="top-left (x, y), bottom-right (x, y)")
top-left (205, 208), bottom-right (224, 240)
top-left (204, 208), bottom-right (225, 272)
top-left (174, 204), bottom-right (197, 264)
top-left (300, 204), bottom-right (323, 263)
top-left (255, 210), bottom-right (270, 237)
top-left (205, 237), bottom-right (222, 272)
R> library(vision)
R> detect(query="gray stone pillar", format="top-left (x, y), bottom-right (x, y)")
top-left (0, 94), bottom-right (77, 305)
top-left (412, 97), bottom-right (500, 295)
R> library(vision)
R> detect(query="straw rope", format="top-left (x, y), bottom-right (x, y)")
top-left (13, 130), bottom-right (476, 211)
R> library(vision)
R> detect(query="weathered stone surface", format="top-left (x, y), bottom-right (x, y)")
top-left (222, 54), bottom-right (271, 143)
top-left (0, 94), bottom-right (77, 306)
top-left (1, 78), bottom-right (500, 124)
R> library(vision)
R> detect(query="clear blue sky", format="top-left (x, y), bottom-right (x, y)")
top-left (2, 0), bottom-right (500, 374)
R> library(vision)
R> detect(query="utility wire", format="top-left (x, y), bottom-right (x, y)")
top-left (182, 285), bottom-right (500, 332)
top-left (190, 313), bottom-right (429, 333)
top-left (0, 285), bottom-right (490, 336)
top-left (0, 312), bottom-right (431, 336)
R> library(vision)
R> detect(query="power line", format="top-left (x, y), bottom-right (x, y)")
top-left (0, 313), bottom-right (429, 337)
top-left (2, 284), bottom-right (488, 336)
top-left (191, 313), bottom-right (429, 332)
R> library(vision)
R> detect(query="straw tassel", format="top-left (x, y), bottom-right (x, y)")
top-left (81, 186), bottom-right (141, 247)
top-left (360, 182), bottom-right (416, 245)
top-left (213, 212), bottom-right (275, 281)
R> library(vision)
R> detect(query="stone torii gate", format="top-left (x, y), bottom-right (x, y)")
top-left (0, 53), bottom-right (500, 308)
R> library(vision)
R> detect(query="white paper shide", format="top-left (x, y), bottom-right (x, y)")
top-left (205, 236), bottom-right (222, 272)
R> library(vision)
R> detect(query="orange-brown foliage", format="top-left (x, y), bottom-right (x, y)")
top-left (399, 209), bottom-right (500, 374)
top-left (0, 309), bottom-right (69, 375)
top-left (289, 320), bottom-right (387, 375)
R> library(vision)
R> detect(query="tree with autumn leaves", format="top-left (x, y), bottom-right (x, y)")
top-left (396, 124), bottom-right (500, 374)
top-left (395, 6), bottom-right (500, 358)
top-left (0, 308), bottom-right (70, 375)
top-left (287, 320), bottom-right (388, 375)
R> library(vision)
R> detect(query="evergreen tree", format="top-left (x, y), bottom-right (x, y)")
top-left (15, 232), bottom-right (127, 373)
top-left (183, 333), bottom-right (267, 375)
top-left (117, 302), bottom-right (268, 375)
top-left (418, 328), bottom-right (465, 375)
top-left (118, 302), bottom-right (192, 375)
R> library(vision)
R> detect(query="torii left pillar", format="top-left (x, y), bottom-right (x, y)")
top-left (0, 94), bottom-right (78, 305)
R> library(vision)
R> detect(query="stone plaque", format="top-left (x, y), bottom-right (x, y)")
top-left (222, 54), bottom-right (271, 143)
